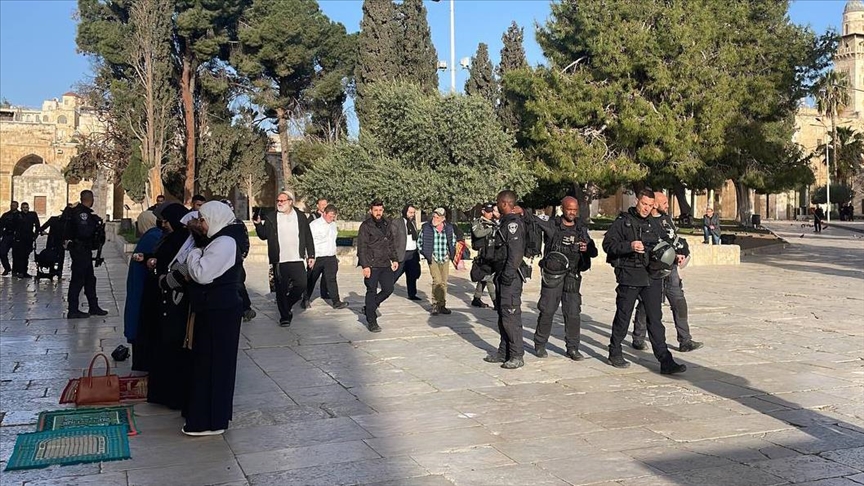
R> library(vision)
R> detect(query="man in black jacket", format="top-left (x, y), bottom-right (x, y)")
top-left (533, 196), bottom-right (598, 361)
top-left (356, 200), bottom-right (399, 332)
top-left (0, 201), bottom-right (21, 276)
top-left (632, 192), bottom-right (702, 353)
top-left (13, 201), bottom-right (40, 278)
top-left (602, 188), bottom-right (685, 374)
top-left (470, 203), bottom-right (498, 309)
top-left (253, 190), bottom-right (315, 327)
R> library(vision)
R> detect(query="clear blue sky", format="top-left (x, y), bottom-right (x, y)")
top-left (0, 0), bottom-right (849, 109)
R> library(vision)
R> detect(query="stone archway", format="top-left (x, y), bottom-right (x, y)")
top-left (12, 163), bottom-right (66, 217)
top-left (11, 154), bottom-right (44, 204)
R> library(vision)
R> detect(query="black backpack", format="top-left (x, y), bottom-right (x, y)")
top-left (523, 213), bottom-right (544, 259)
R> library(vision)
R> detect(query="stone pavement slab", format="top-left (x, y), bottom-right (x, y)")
top-left (1, 223), bottom-right (863, 485)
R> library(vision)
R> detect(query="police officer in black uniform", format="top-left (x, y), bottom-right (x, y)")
top-left (12, 202), bottom-right (40, 278)
top-left (632, 192), bottom-right (703, 352)
top-left (602, 188), bottom-right (685, 374)
top-left (65, 190), bottom-right (108, 319)
top-left (1, 201), bottom-right (22, 276)
top-left (470, 202), bottom-right (498, 309)
top-left (483, 190), bottom-right (527, 369)
top-left (533, 196), bottom-right (598, 361)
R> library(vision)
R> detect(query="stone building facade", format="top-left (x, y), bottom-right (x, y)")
top-left (0, 93), bottom-right (110, 218)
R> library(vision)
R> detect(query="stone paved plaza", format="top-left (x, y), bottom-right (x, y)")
top-left (1, 222), bottom-right (863, 486)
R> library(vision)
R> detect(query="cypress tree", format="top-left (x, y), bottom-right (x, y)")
top-left (396, 0), bottom-right (438, 94)
top-left (497, 21), bottom-right (528, 133)
top-left (465, 43), bottom-right (496, 105)
top-left (355, 0), bottom-right (400, 127)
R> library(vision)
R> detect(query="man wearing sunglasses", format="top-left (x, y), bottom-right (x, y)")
top-left (254, 190), bottom-right (315, 327)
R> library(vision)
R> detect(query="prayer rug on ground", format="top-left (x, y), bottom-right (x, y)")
top-left (38, 406), bottom-right (138, 436)
top-left (4, 425), bottom-right (130, 471)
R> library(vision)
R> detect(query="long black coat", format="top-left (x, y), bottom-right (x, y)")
top-left (254, 209), bottom-right (315, 264)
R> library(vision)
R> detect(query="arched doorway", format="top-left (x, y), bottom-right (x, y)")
top-left (11, 154), bottom-right (45, 206)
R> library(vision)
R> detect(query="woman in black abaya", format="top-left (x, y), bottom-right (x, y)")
top-left (181, 201), bottom-right (245, 435)
top-left (144, 203), bottom-right (193, 410)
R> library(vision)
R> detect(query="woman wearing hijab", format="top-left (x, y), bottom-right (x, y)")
top-left (143, 203), bottom-right (193, 410)
top-left (125, 211), bottom-right (162, 371)
top-left (181, 201), bottom-right (245, 436)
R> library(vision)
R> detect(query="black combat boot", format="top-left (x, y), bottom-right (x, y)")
top-left (534, 344), bottom-right (548, 358)
top-left (607, 345), bottom-right (630, 368)
top-left (660, 355), bottom-right (687, 375)
top-left (501, 357), bottom-right (524, 369)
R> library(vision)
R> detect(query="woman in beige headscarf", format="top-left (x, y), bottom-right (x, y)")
top-left (180, 201), bottom-right (246, 436)
top-left (124, 211), bottom-right (162, 371)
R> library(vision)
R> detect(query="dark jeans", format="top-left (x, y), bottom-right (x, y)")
top-left (306, 256), bottom-right (340, 303)
top-left (494, 274), bottom-right (524, 359)
top-left (0, 235), bottom-right (12, 272)
top-left (609, 279), bottom-right (671, 363)
top-left (68, 249), bottom-right (98, 311)
top-left (365, 267), bottom-right (395, 322)
top-left (814, 218), bottom-right (823, 233)
top-left (394, 250), bottom-right (421, 298)
top-left (275, 261), bottom-right (307, 321)
top-left (534, 278), bottom-right (582, 350)
top-left (633, 266), bottom-right (691, 345)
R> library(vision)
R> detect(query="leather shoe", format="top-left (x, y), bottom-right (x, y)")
top-left (566, 349), bottom-right (584, 361)
top-left (483, 354), bottom-right (506, 363)
top-left (67, 310), bottom-right (89, 319)
top-left (408, 296), bottom-right (422, 301)
top-left (501, 357), bottom-right (524, 369)
top-left (89, 307), bottom-right (108, 316)
top-left (631, 340), bottom-right (647, 351)
top-left (438, 306), bottom-right (452, 315)
top-left (279, 312), bottom-right (293, 328)
top-left (678, 341), bottom-right (703, 352)
top-left (332, 301), bottom-right (348, 309)
top-left (534, 344), bottom-right (548, 358)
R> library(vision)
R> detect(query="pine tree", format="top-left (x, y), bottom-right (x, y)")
top-left (396, 0), bottom-right (438, 94)
top-left (497, 21), bottom-right (528, 133)
top-left (355, 0), bottom-right (400, 127)
top-left (465, 43), bottom-right (496, 105)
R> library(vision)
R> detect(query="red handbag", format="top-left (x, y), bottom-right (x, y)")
top-left (75, 353), bottom-right (121, 405)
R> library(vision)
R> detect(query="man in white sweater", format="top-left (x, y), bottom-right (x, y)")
top-left (305, 204), bottom-right (348, 309)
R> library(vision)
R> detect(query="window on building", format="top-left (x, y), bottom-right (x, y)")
top-left (42, 115), bottom-right (49, 123)
top-left (34, 196), bottom-right (46, 215)
top-left (57, 115), bottom-right (67, 124)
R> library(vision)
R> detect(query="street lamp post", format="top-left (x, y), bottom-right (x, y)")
top-left (814, 117), bottom-right (832, 221)
top-left (432, 0), bottom-right (456, 93)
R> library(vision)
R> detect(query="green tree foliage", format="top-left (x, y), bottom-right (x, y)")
top-left (531, 0), bottom-right (833, 222)
top-left (811, 184), bottom-right (853, 205)
top-left (299, 83), bottom-right (535, 217)
top-left (465, 43), bottom-right (496, 105)
top-left (120, 148), bottom-right (148, 203)
top-left (504, 67), bottom-right (645, 219)
top-left (355, 0), bottom-right (399, 125)
top-left (233, 0), bottom-right (351, 188)
top-left (395, 0), bottom-right (438, 94)
top-left (497, 21), bottom-right (528, 134)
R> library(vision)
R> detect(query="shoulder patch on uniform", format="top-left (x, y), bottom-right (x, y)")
top-left (508, 222), bottom-right (518, 234)
top-left (79, 213), bottom-right (89, 221)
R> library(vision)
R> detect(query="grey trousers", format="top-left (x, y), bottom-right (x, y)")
top-left (633, 265), bottom-right (691, 345)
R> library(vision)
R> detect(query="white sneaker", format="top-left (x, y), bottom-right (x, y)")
top-left (181, 426), bottom-right (225, 437)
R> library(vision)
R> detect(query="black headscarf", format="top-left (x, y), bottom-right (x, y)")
top-left (153, 204), bottom-right (190, 274)
top-left (402, 205), bottom-right (417, 241)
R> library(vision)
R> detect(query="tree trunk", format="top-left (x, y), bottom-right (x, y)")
top-left (734, 179), bottom-right (753, 225)
top-left (276, 109), bottom-right (292, 190)
top-left (672, 182), bottom-right (692, 217)
top-left (180, 50), bottom-right (197, 206)
top-left (573, 182), bottom-right (592, 224)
